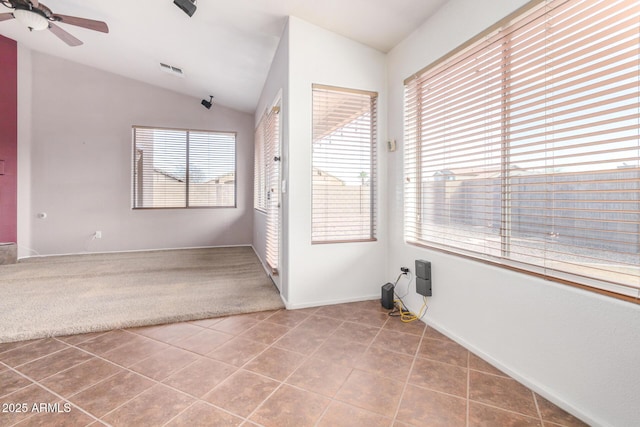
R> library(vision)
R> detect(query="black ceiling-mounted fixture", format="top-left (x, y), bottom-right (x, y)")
top-left (174, 0), bottom-right (197, 17)
top-left (201, 95), bottom-right (214, 110)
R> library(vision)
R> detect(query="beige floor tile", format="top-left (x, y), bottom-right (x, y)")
top-left (101, 384), bottom-right (193, 427)
top-left (286, 357), bottom-right (352, 397)
top-left (203, 370), bottom-right (279, 418)
top-left (397, 384), bottom-right (466, 427)
top-left (469, 370), bottom-right (538, 418)
top-left (335, 369), bottom-right (404, 418)
top-left (163, 358), bottom-right (237, 398)
top-left (250, 384), bottom-right (330, 427)
top-left (69, 371), bottom-right (155, 418)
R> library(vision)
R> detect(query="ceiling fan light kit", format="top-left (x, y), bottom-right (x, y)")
top-left (0, 0), bottom-right (109, 46)
top-left (13, 8), bottom-right (47, 30)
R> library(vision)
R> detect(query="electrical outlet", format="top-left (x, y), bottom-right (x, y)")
top-left (94, 231), bottom-right (102, 239)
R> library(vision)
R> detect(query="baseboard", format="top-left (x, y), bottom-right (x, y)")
top-left (285, 294), bottom-right (380, 310)
top-left (17, 244), bottom-right (253, 260)
top-left (422, 318), bottom-right (597, 427)
top-left (250, 245), bottom-right (271, 275)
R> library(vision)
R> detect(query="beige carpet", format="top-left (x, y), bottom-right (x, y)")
top-left (0, 246), bottom-right (284, 343)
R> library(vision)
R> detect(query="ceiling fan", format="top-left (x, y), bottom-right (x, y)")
top-left (0, 0), bottom-right (108, 47)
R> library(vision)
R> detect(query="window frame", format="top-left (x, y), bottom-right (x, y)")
top-left (132, 125), bottom-right (237, 209)
top-left (403, 0), bottom-right (640, 303)
top-left (311, 84), bottom-right (378, 244)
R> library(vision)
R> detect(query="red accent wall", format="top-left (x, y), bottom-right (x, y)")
top-left (0, 35), bottom-right (17, 243)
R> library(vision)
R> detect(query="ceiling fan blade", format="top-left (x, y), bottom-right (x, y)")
top-left (53, 14), bottom-right (108, 33)
top-left (48, 22), bottom-right (83, 47)
top-left (0, 13), bottom-right (15, 22)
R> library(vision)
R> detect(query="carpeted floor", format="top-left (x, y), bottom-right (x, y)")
top-left (0, 246), bottom-right (284, 343)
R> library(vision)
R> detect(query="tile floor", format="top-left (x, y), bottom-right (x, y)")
top-left (0, 300), bottom-right (589, 426)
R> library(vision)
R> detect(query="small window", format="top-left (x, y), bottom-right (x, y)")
top-left (312, 84), bottom-right (378, 243)
top-left (132, 126), bottom-right (236, 208)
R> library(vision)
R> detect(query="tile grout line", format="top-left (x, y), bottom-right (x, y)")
top-left (240, 311), bottom-right (349, 425)
top-left (63, 320), bottom-right (287, 426)
top-left (1, 361), bottom-right (103, 426)
top-left (389, 315), bottom-right (429, 426)
top-left (236, 304), bottom-right (396, 425)
top-left (532, 390), bottom-right (545, 425)
top-left (90, 308), bottom-right (307, 426)
top-left (466, 350), bottom-right (471, 427)
top-left (310, 306), bottom-right (402, 425)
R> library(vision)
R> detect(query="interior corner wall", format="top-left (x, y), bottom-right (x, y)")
top-left (285, 17), bottom-right (388, 308)
top-left (16, 44), bottom-right (32, 258)
top-left (386, 1), bottom-right (640, 426)
top-left (26, 51), bottom-right (254, 256)
top-left (253, 20), bottom-right (289, 299)
top-left (0, 35), bottom-right (18, 244)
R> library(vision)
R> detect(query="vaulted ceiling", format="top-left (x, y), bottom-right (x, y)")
top-left (0, 0), bottom-right (447, 113)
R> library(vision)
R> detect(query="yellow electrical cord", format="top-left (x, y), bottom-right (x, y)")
top-left (393, 296), bottom-right (428, 323)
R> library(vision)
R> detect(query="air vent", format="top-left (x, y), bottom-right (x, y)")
top-left (160, 62), bottom-right (184, 77)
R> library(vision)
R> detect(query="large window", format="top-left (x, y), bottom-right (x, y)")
top-left (312, 84), bottom-right (378, 243)
top-left (133, 126), bottom-right (236, 208)
top-left (404, 0), bottom-right (640, 300)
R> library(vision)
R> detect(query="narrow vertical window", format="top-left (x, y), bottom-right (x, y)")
top-left (312, 84), bottom-right (377, 243)
top-left (254, 122), bottom-right (266, 211)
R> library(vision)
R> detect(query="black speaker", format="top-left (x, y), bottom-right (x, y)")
top-left (416, 277), bottom-right (432, 297)
top-left (381, 283), bottom-right (394, 309)
top-left (174, 0), bottom-right (197, 17)
top-left (415, 259), bottom-right (431, 279)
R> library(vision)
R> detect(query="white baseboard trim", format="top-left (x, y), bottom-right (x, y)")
top-left (18, 244), bottom-right (253, 260)
top-left (284, 294), bottom-right (380, 310)
top-left (422, 318), bottom-right (597, 427)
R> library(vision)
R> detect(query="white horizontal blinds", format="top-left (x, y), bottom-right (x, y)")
top-left (132, 126), bottom-right (236, 208)
top-left (133, 127), bottom-right (186, 208)
top-left (265, 107), bottom-right (280, 271)
top-left (404, 17), bottom-right (506, 254)
top-left (312, 85), bottom-right (377, 243)
top-left (254, 120), bottom-right (266, 211)
top-left (404, 0), bottom-right (640, 297)
top-left (188, 131), bottom-right (236, 207)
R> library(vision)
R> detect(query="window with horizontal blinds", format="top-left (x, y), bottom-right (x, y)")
top-left (265, 106), bottom-right (280, 272)
top-left (132, 126), bottom-right (236, 208)
top-left (254, 121), bottom-right (266, 211)
top-left (312, 84), bottom-right (377, 243)
top-left (404, 0), bottom-right (640, 300)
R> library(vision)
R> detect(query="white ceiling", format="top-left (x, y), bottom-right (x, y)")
top-left (0, 0), bottom-right (447, 113)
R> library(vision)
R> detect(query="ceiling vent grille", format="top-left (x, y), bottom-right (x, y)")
top-left (160, 63), bottom-right (184, 77)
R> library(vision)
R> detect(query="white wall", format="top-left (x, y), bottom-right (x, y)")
top-left (25, 52), bottom-right (254, 255)
top-left (387, 1), bottom-right (640, 426)
top-left (285, 17), bottom-right (388, 308)
top-left (16, 44), bottom-right (32, 258)
top-left (253, 21), bottom-right (289, 297)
